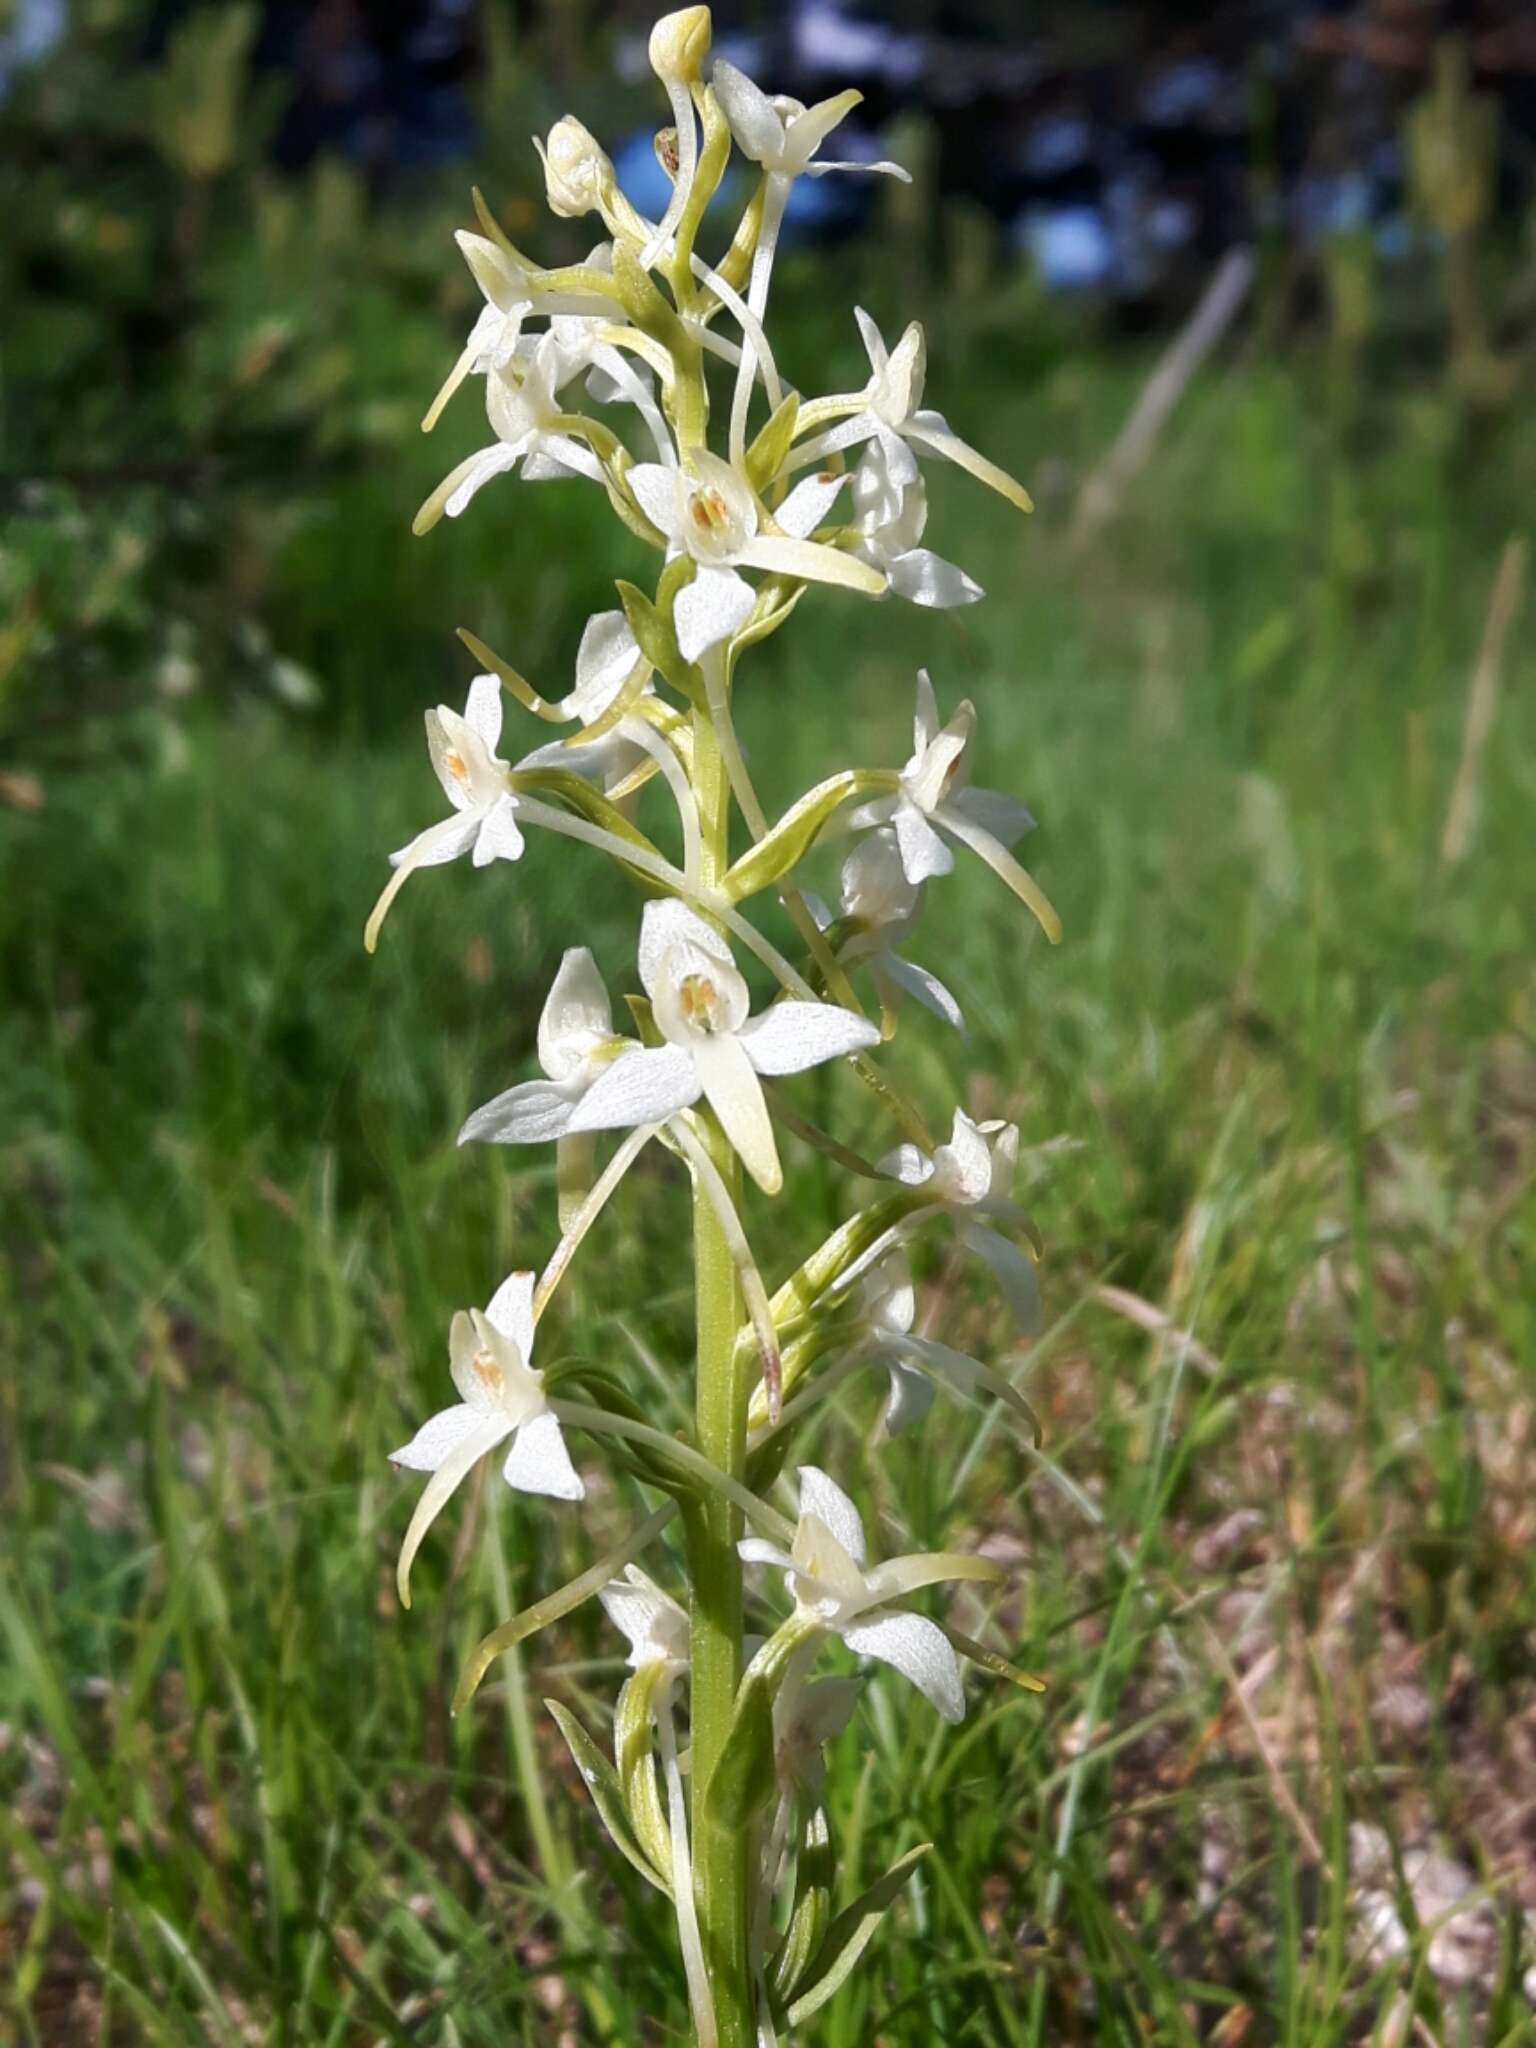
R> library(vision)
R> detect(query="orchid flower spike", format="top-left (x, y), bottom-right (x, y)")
top-left (789, 308), bottom-right (1034, 515)
top-left (848, 670), bottom-right (1061, 940)
top-left (414, 335), bottom-right (605, 536)
top-left (830, 827), bottom-right (965, 1031)
top-left (854, 1249), bottom-right (986, 1434)
top-left (421, 230), bottom-right (613, 434)
top-left (391, 1270), bottom-right (583, 1606)
top-left (600, 1563), bottom-right (691, 1684)
top-left (627, 451), bottom-right (881, 663)
top-left (563, 900), bottom-right (881, 1194)
top-left (880, 1108), bottom-right (1042, 1332)
top-left (850, 435), bottom-right (984, 609)
top-left (365, 675), bottom-right (523, 952)
top-left (740, 1467), bottom-right (985, 1722)
top-left (459, 947), bottom-right (630, 1147)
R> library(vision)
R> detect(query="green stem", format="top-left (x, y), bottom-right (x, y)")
top-left (684, 701), bottom-right (756, 2048)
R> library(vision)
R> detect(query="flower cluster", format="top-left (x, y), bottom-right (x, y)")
top-left (372, 13), bottom-right (1053, 2041)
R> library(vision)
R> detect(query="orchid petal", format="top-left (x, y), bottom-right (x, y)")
top-left (693, 1031), bottom-right (781, 1194)
top-left (738, 1000), bottom-right (880, 1076)
top-left (960, 1220), bottom-right (1042, 1333)
top-left (710, 59), bottom-right (788, 164)
top-left (472, 794), bottom-right (526, 865)
top-left (886, 547), bottom-right (984, 609)
top-left (904, 410), bottom-right (1034, 514)
top-left (565, 1043), bottom-right (701, 1134)
top-left (464, 672), bottom-right (504, 751)
top-left (797, 1467), bottom-right (867, 1566)
top-left (395, 1416), bottom-right (510, 1607)
top-left (840, 1610), bottom-right (965, 1723)
top-left (894, 800), bottom-right (954, 884)
top-left (459, 1079), bottom-right (580, 1147)
top-left (774, 471), bottom-right (850, 539)
top-left (675, 564), bottom-right (758, 664)
top-left (483, 1269), bottom-right (536, 1356)
top-left (390, 1403), bottom-right (506, 1474)
top-left (736, 535), bottom-right (885, 596)
top-left (502, 1409), bottom-right (585, 1501)
top-left (878, 952), bottom-right (966, 1032)
top-left (945, 784), bottom-right (1036, 846)
top-left (627, 461), bottom-right (680, 539)
top-left (538, 946), bottom-right (613, 1076)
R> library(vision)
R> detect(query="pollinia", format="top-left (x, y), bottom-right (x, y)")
top-left (369, 11), bottom-right (1055, 2041)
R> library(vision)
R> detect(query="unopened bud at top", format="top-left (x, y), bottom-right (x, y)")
top-left (535, 115), bottom-right (613, 219)
top-left (649, 6), bottom-right (711, 84)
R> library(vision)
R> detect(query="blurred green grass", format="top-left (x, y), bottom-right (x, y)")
top-left (5, 316), bottom-right (1536, 2043)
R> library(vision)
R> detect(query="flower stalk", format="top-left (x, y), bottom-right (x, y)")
top-left (370, 10), bottom-right (1055, 2038)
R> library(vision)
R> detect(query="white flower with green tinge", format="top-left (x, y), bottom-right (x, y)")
top-left (600, 1563), bottom-right (691, 1681)
top-left (773, 1674), bottom-right (861, 1797)
top-left (414, 335), bottom-right (604, 536)
top-left (849, 435), bottom-right (983, 610)
top-left (789, 310), bottom-right (1033, 515)
top-left (391, 1270), bottom-right (583, 1605)
top-left (626, 451), bottom-right (883, 663)
top-left (421, 230), bottom-right (614, 434)
top-left (563, 900), bottom-right (881, 1195)
top-left (852, 1249), bottom-right (987, 1434)
top-left (739, 1467), bottom-right (979, 1722)
top-left (849, 669), bottom-right (1037, 891)
top-left (879, 1108), bottom-right (1041, 1332)
top-left (364, 675), bottom-right (523, 951)
top-left (459, 946), bottom-right (629, 1147)
top-left (710, 63), bottom-right (908, 185)
top-left (829, 827), bottom-right (965, 1031)
top-left (514, 610), bottom-right (658, 792)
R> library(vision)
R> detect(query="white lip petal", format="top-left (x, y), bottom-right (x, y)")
top-left (894, 800), bottom-right (954, 884)
top-left (773, 471), bottom-right (850, 539)
top-left (502, 1409), bottom-right (585, 1501)
top-left (692, 1031), bottom-right (781, 1194)
top-left (840, 1610), bottom-right (965, 1723)
top-left (564, 1043), bottom-right (701, 1133)
top-left (796, 1467), bottom-right (867, 1567)
top-left (390, 1402), bottom-right (505, 1474)
top-left (638, 898), bottom-right (733, 995)
top-left (483, 1269), bottom-right (537, 1357)
top-left (538, 946), bottom-right (613, 1079)
top-left (459, 1078), bottom-right (581, 1147)
top-left (736, 535), bottom-right (885, 596)
top-left (737, 999), bottom-right (879, 1077)
top-left (674, 563), bottom-right (758, 664)
top-left (463, 672), bottom-right (504, 752)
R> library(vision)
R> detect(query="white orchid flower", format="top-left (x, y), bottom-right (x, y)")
top-left (711, 63), bottom-right (908, 184)
top-left (849, 435), bottom-right (983, 609)
top-left (739, 1467), bottom-right (979, 1722)
top-left (848, 671), bottom-right (1049, 924)
top-left (414, 335), bottom-right (605, 536)
top-left (851, 1250), bottom-right (986, 1434)
top-left (365, 675), bottom-right (524, 951)
top-left (459, 947), bottom-right (629, 1147)
top-left (773, 1673), bottom-right (861, 1799)
top-left (828, 827), bottom-right (965, 1031)
top-left (627, 451), bottom-right (882, 664)
top-left (534, 115), bottom-right (614, 220)
top-left (421, 230), bottom-right (614, 434)
top-left (391, 1269), bottom-right (583, 1605)
top-left (563, 900), bottom-right (881, 1194)
top-left (789, 310), bottom-right (1033, 515)
top-left (879, 1109), bottom-right (1041, 1332)
top-left (515, 610), bottom-right (658, 794)
top-left (600, 1563), bottom-right (691, 1681)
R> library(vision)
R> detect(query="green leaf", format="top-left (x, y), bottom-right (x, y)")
top-left (613, 1672), bottom-right (674, 1887)
top-left (784, 1842), bottom-right (932, 2025)
top-left (616, 575), bottom-right (696, 699)
top-left (722, 771), bottom-right (878, 903)
top-left (770, 1807), bottom-right (834, 2003)
top-left (702, 1668), bottom-right (777, 1828)
top-left (745, 392), bottom-right (802, 494)
top-left (545, 1699), bottom-right (672, 1896)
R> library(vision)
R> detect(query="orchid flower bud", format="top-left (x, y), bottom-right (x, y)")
top-left (648, 5), bottom-right (711, 85)
top-left (535, 115), bottom-right (613, 220)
